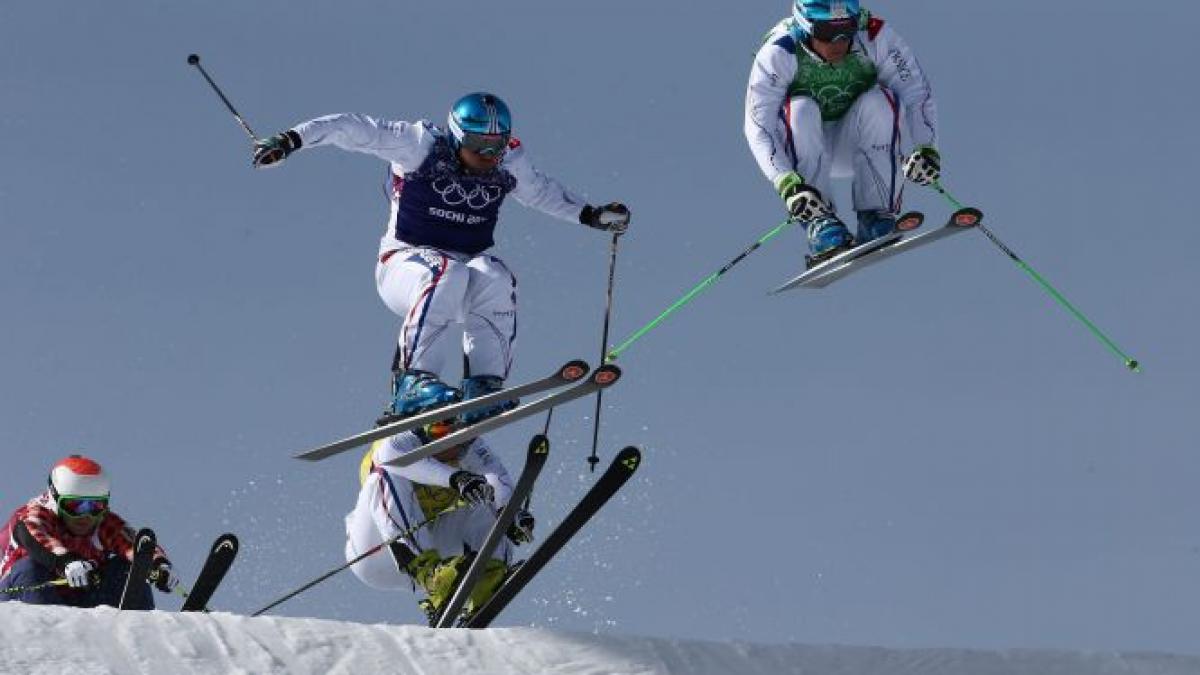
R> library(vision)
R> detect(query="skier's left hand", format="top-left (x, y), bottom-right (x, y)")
top-left (904, 145), bottom-right (941, 186)
top-left (581, 203), bottom-right (631, 235)
top-left (506, 509), bottom-right (535, 545)
top-left (149, 560), bottom-right (180, 593)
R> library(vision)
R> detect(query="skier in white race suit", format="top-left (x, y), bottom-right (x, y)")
top-left (344, 420), bottom-right (534, 624)
top-left (252, 92), bottom-right (631, 422)
top-left (745, 0), bottom-right (941, 265)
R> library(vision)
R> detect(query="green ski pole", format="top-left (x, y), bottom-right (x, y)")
top-left (607, 218), bottom-right (798, 361)
top-left (932, 181), bottom-right (1140, 372)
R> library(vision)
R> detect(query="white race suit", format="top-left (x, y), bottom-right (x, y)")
top-left (344, 431), bottom-right (516, 590)
top-left (291, 114), bottom-right (589, 381)
top-left (744, 13), bottom-right (938, 216)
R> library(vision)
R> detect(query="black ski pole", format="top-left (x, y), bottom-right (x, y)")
top-left (250, 507), bottom-right (456, 617)
top-left (586, 232), bottom-right (622, 471)
top-left (536, 232), bottom-right (622, 475)
top-left (186, 54), bottom-right (260, 142)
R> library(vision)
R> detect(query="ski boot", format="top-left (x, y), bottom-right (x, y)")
top-left (804, 214), bottom-right (854, 269)
top-left (459, 375), bottom-right (518, 425)
top-left (855, 210), bottom-right (898, 243)
top-left (409, 550), bottom-right (507, 626)
top-left (378, 370), bottom-right (462, 425)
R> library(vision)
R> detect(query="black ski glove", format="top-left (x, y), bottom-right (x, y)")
top-left (449, 471), bottom-right (495, 507)
top-left (253, 130), bottom-right (302, 169)
top-left (506, 509), bottom-right (535, 544)
top-left (581, 202), bottom-right (631, 234)
top-left (149, 559), bottom-right (180, 593)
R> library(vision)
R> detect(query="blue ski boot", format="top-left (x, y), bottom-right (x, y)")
top-left (388, 370), bottom-right (461, 419)
top-left (804, 215), bottom-right (854, 268)
top-left (460, 375), bottom-right (517, 425)
top-left (856, 210), bottom-right (898, 244)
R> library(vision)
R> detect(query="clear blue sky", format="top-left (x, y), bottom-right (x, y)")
top-left (2, 0), bottom-right (1197, 655)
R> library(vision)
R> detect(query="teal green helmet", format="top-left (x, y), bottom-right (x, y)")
top-left (793, 0), bottom-right (861, 41)
top-left (447, 92), bottom-right (512, 157)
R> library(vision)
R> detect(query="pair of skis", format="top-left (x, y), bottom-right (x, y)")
top-left (465, 445), bottom-right (641, 628)
top-left (293, 359), bottom-right (623, 464)
top-left (119, 529), bottom-right (238, 611)
top-left (771, 207), bottom-right (984, 292)
top-left (433, 437), bottom-right (643, 628)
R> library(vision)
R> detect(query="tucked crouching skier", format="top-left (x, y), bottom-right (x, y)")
top-left (745, 0), bottom-right (941, 267)
top-left (0, 455), bottom-right (179, 608)
top-left (252, 92), bottom-right (631, 425)
top-left (344, 420), bottom-right (534, 624)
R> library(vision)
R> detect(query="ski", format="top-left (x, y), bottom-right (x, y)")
top-left (180, 533), bottom-right (239, 612)
top-left (773, 207), bottom-right (982, 292)
top-left (294, 359), bottom-right (590, 462)
top-left (434, 434), bottom-right (551, 627)
top-left (771, 211), bottom-right (925, 294)
top-left (465, 446), bottom-right (642, 629)
top-left (384, 364), bottom-right (622, 469)
top-left (119, 528), bottom-right (156, 610)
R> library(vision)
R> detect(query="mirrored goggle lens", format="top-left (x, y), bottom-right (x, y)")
top-left (461, 133), bottom-right (509, 157)
top-left (424, 419), bottom-right (458, 439)
top-left (60, 498), bottom-right (108, 517)
top-left (811, 17), bottom-right (858, 42)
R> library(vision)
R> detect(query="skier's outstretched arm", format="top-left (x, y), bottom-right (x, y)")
top-left (252, 113), bottom-right (434, 169)
top-left (505, 142), bottom-right (631, 234)
top-left (503, 141), bottom-right (589, 223)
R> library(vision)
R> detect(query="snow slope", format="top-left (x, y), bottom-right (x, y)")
top-left (1, 604), bottom-right (1197, 675)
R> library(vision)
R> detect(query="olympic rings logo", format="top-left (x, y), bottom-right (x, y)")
top-left (432, 177), bottom-right (503, 210)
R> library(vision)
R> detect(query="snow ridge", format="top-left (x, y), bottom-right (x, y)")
top-left (1, 604), bottom-right (1197, 675)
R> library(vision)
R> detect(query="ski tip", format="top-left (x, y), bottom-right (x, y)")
top-left (528, 434), bottom-right (550, 455)
top-left (594, 364), bottom-right (622, 386)
top-left (896, 211), bottom-right (925, 232)
top-left (560, 360), bottom-right (591, 381)
top-left (951, 207), bottom-right (983, 228)
top-left (214, 534), bottom-right (239, 553)
top-left (614, 446), bottom-right (642, 472)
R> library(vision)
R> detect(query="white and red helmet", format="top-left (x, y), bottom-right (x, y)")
top-left (48, 455), bottom-right (111, 499)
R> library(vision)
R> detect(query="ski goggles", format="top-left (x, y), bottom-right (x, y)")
top-left (460, 132), bottom-right (510, 158)
top-left (57, 496), bottom-right (109, 519)
top-left (424, 419), bottom-right (457, 440)
top-left (810, 16), bottom-right (859, 43)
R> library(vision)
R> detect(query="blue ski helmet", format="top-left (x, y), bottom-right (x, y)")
top-left (447, 92), bottom-right (512, 157)
top-left (793, 0), bottom-right (861, 39)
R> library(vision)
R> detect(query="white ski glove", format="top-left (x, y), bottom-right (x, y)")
top-left (63, 559), bottom-right (96, 589)
top-left (775, 172), bottom-right (831, 222)
top-left (903, 146), bottom-right (941, 186)
top-left (150, 561), bottom-right (180, 593)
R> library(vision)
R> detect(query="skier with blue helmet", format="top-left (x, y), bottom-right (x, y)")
top-left (252, 93), bottom-right (631, 422)
top-left (745, 0), bottom-right (941, 266)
